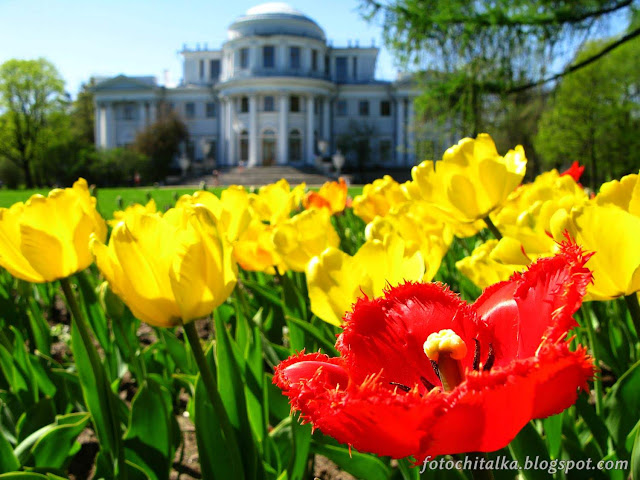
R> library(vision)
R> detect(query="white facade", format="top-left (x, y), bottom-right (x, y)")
top-left (93, 2), bottom-right (419, 168)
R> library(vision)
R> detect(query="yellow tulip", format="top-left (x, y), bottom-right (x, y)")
top-left (249, 179), bottom-right (305, 225)
top-left (234, 218), bottom-right (286, 274)
top-left (109, 199), bottom-right (157, 227)
top-left (352, 175), bottom-right (409, 223)
top-left (272, 208), bottom-right (340, 272)
top-left (596, 172), bottom-right (640, 216)
top-left (0, 178), bottom-right (107, 283)
top-left (455, 239), bottom-right (530, 290)
top-left (303, 177), bottom-right (348, 214)
top-left (177, 186), bottom-right (252, 241)
top-left (408, 134), bottom-right (526, 223)
top-left (551, 202), bottom-right (640, 301)
top-left (364, 203), bottom-right (452, 281)
top-left (91, 206), bottom-right (237, 327)
top-left (306, 233), bottom-right (424, 326)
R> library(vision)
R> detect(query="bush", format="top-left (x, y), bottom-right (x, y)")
top-left (88, 148), bottom-right (152, 187)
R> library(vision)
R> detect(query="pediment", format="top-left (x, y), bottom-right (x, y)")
top-left (93, 75), bottom-right (157, 92)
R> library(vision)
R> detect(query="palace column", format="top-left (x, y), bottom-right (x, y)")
top-left (306, 95), bottom-right (315, 164)
top-left (249, 94), bottom-right (258, 167)
top-left (278, 94), bottom-right (288, 165)
top-left (105, 102), bottom-right (115, 148)
top-left (407, 99), bottom-right (415, 166)
top-left (396, 97), bottom-right (405, 166)
top-left (94, 102), bottom-right (102, 148)
top-left (139, 102), bottom-right (147, 128)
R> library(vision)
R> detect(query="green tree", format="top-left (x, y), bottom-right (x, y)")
top-left (535, 35), bottom-right (640, 190)
top-left (0, 58), bottom-right (66, 187)
top-left (133, 106), bottom-right (188, 181)
top-left (362, 0), bottom-right (639, 159)
top-left (70, 79), bottom-right (96, 145)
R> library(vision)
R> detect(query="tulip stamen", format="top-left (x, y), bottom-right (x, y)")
top-left (389, 382), bottom-right (411, 393)
top-left (472, 338), bottom-right (481, 371)
top-left (483, 343), bottom-right (495, 371)
top-left (424, 329), bottom-right (468, 392)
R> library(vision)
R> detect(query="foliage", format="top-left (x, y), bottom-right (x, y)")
top-left (0, 58), bottom-right (66, 188)
top-left (336, 120), bottom-right (376, 171)
top-left (535, 35), bottom-right (640, 190)
top-left (133, 107), bottom-right (188, 181)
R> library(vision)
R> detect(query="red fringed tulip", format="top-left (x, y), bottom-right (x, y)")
top-left (561, 161), bottom-right (585, 183)
top-left (274, 240), bottom-right (594, 461)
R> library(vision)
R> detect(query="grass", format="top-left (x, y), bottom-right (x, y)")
top-left (0, 185), bottom-right (364, 220)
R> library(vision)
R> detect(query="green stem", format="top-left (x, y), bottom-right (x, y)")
top-left (182, 320), bottom-right (244, 478)
top-left (580, 306), bottom-right (603, 415)
top-left (483, 215), bottom-right (502, 241)
top-left (624, 294), bottom-right (640, 338)
top-left (467, 452), bottom-right (496, 480)
top-left (60, 277), bottom-right (125, 479)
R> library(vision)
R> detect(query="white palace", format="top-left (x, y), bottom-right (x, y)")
top-left (93, 2), bottom-right (420, 168)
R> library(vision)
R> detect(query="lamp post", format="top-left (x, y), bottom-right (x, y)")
top-left (178, 154), bottom-right (190, 178)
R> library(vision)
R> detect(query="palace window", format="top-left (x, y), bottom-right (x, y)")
top-left (264, 96), bottom-right (274, 112)
top-left (312, 49), bottom-right (318, 71)
top-left (380, 100), bottom-right (391, 117)
top-left (239, 48), bottom-right (249, 69)
top-left (263, 45), bottom-right (275, 68)
top-left (379, 139), bottom-right (392, 163)
top-left (240, 96), bottom-right (249, 113)
top-left (336, 57), bottom-right (347, 82)
top-left (358, 100), bottom-right (369, 116)
top-left (206, 102), bottom-right (216, 118)
top-left (290, 46), bottom-right (301, 69)
top-left (336, 100), bottom-right (347, 116)
top-left (185, 102), bottom-right (196, 119)
top-left (210, 59), bottom-right (220, 80)
top-left (290, 95), bottom-right (300, 112)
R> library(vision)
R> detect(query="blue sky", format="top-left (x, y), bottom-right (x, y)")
top-left (0, 0), bottom-right (399, 97)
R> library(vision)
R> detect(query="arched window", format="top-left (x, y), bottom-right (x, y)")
top-left (289, 129), bottom-right (302, 162)
top-left (239, 129), bottom-right (249, 162)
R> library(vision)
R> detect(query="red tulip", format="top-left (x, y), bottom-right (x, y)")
top-left (274, 240), bottom-right (594, 461)
top-left (561, 161), bottom-right (585, 183)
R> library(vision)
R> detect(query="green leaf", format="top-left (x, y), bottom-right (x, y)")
top-left (0, 426), bottom-right (20, 472)
top-left (288, 413), bottom-right (312, 480)
top-left (508, 422), bottom-right (551, 480)
top-left (242, 279), bottom-right (284, 308)
top-left (16, 398), bottom-right (55, 443)
top-left (124, 378), bottom-right (175, 480)
top-left (605, 359), bottom-right (640, 450)
top-left (214, 311), bottom-right (260, 479)
top-left (193, 374), bottom-right (238, 480)
top-left (31, 412), bottom-right (90, 469)
top-left (312, 439), bottom-right (391, 480)
top-left (159, 329), bottom-right (194, 375)
top-left (631, 427), bottom-right (640, 480)
top-left (575, 392), bottom-right (608, 455)
top-left (0, 474), bottom-right (66, 479)
top-left (285, 316), bottom-right (339, 356)
top-left (543, 412), bottom-right (563, 459)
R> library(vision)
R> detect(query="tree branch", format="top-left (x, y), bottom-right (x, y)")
top-left (507, 26), bottom-right (640, 93)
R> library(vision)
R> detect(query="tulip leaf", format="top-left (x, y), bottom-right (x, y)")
top-left (0, 427), bottom-right (20, 472)
top-left (16, 397), bottom-right (55, 443)
top-left (214, 311), bottom-right (261, 479)
top-left (288, 412), bottom-right (312, 480)
top-left (26, 297), bottom-right (51, 355)
top-left (70, 316), bottom-right (123, 474)
top-left (311, 439), bottom-right (391, 480)
top-left (242, 279), bottom-right (283, 308)
top-left (124, 378), bottom-right (175, 480)
top-left (286, 315), bottom-right (339, 357)
top-left (543, 412), bottom-right (563, 459)
top-left (0, 474), bottom-right (67, 479)
top-left (159, 329), bottom-right (194, 375)
top-left (631, 426), bottom-right (640, 480)
top-left (604, 359), bottom-right (640, 451)
top-left (193, 373), bottom-right (239, 480)
top-left (508, 422), bottom-right (551, 480)
top-left (574, 392), bottom-right (608, 455)
top-left (31, 412), bottom-right (90, 469)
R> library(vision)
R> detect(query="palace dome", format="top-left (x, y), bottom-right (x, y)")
top-left (228, 2), bottom-right (326, 41)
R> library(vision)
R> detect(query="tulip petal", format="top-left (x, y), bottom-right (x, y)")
top-left (0, 205), bottom-right (45, 282)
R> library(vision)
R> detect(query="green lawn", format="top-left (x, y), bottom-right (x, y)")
top-left (0, 185), bottom-right (364, 220)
